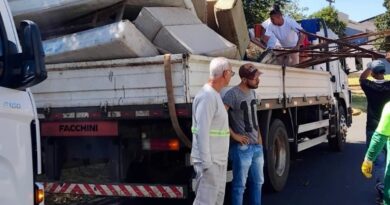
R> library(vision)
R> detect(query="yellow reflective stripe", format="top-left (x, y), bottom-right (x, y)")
top-left (192, 127), bottom-right (198, 134)
top-left (209, 129), bottom-right (230, 137)
top-left (191, 127), bottom-right (230, 137)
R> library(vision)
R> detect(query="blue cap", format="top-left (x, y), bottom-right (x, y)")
top-left (370, 60), bottom-right (385, 74)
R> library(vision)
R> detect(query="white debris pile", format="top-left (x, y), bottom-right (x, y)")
top-left (9, 0), bottom-right (248, 63)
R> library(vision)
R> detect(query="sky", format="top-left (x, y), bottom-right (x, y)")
top-left (297, 0), bottom-right (386, 22)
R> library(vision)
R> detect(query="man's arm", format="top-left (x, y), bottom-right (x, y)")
top-left (366, 132), bottom-right (387, 162)
top-left (360, 66), bottom-right (371, 80)
top-left (224, 104), bottom-right (250, 145)
top-left (194, 96), bottom-right (214, 169)
top-left (250, 37), bottom-right (267, 50)
top-left (257, 128), bottom-right (263, 145)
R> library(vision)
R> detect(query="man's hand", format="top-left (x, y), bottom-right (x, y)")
top-left (361, 159), bottom-right (373, 179)
top-left (233, 134), bottom-right (250, 145)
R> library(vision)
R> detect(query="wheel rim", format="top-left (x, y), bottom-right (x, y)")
top-left (273, 129), bottom-right (287, 177)
top-left (339, 113), bottom-right (347, 143)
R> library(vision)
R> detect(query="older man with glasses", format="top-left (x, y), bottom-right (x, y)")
top-left (191, 57), bottom-right (234, 205)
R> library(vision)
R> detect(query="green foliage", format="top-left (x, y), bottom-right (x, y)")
top-left (283, 0), bottom-right (308, 20)
top-left (309, 6), bottom-right (346, 37)
top-left (243, 0), bottom-right (271, 27)
top-left (243, 0), bottom-right (307, 27)
top-left (374, 0), bottom-right (390, 51)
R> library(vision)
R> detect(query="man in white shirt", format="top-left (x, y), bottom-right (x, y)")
top-left (249, 18), bottom-right (280, 50)
top-left (263, 5), bottom-right (305, 66)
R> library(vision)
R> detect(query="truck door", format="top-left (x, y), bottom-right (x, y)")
top-left (0, 0), bottom-right (45, 204)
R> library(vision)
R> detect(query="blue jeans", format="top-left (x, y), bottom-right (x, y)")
top-left (231, 143), bottom-right (264, 205)
top-left (367, 130), bottom-right (386, 183)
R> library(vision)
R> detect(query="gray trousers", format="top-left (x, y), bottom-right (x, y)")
top-left (193, 162), bottom-right (227, 205)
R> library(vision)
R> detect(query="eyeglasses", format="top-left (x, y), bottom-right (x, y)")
top-left (225, 69), bottom-right (235, 77)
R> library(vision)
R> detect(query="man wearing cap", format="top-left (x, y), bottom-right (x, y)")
top-left (223, 63), bottom-right (264, 205)
top-left (360, 59), bottom-right (390, 201)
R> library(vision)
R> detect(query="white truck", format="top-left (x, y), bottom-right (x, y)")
top-left (31, 30), bottom-right (352, 200)
top-left (0, 0), bottom-right (46, 204)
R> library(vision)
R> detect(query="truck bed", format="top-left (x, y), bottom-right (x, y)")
top-left (31, 54), bottom-right (332, 109)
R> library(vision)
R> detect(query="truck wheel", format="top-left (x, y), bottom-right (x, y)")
top-left (329, 105), bottom-right (347, 151)
top-left (265, 119), bottom-right (290, 192)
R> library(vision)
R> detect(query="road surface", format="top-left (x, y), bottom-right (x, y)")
top-left (262, 113), bottom-right (378, 205)
top-left (77, 113), bottom-right (377, 205)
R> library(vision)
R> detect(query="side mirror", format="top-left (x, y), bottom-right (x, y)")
top-left (18, 20), bottom-right (47, 89)
top-left (345, 68), bottom-right (350, 75)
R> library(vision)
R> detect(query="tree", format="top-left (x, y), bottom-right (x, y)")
top-left (283, 0), bottom-right (308, 20)
top-left (375, 0), bottom-right (390, 51)
top-left (309, 6), bottom-right (346, 37)
top-left (242, 0), bottom-right (291, 27)
top-left (243, 0), bottom-right (308, 27)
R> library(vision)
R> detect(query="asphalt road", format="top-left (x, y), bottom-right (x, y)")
top-left (114, 113), bottom-right (376, 205)
top-left (262, 113), bottom-right (377, 205)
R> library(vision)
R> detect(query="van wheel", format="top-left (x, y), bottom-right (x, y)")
top-left (265, 119), bottom-right (290, 192)
top-left (329, 105), bottom-right (347, 151)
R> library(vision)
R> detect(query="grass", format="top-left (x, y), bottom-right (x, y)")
top-left (348, 74), bottom-right (390, 86)
top-left (351, 93), bottom-right (367, 113)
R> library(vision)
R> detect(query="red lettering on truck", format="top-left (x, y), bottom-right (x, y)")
top-left (41, 121), bottom-right (118, 137)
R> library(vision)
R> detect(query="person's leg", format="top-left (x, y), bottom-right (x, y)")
top-left (216, 163), bottom-right (227, 205)
top-left (193, 163), bottom-right (219, 205)
top-left (383, 143), bottom-right (390, 205)
top-left (231, 143), bottom-right (252, 205)
top-left (274, 50), bottom-right (289, 66)
top-left (383, 173), bottom-right (390, 205)
top-left (247, 145), bottom-right (264, 205)
top-left (288, 52), bottom-right (299, 66)
top-left (376, 150), bottom-right (386, 183)
top-left (368, 129), bottom-right (386, 201)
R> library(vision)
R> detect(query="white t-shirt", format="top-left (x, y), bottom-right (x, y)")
top-left (261, 18), bottom-right (271, 28)
top-left (265, 16), bottom-right (302, 48)
top-left (261, 18), bottom-right (280, 49)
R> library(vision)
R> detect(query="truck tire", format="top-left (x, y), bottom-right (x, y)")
top-left (265, 119), bottom-right (290, 192)
top-left (329, 105), bottom-right (347, 151)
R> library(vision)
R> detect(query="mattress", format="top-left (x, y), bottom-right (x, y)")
top-left (9, 0), bottom-right (197, 29)
top-left (133, 7), bottom-right (202, 40)
top-left (215, 0), bottom-right (249, 59)
top-left (153, 24), bottom-right (237, 59)
top-left (9, 0), bottom-right (122, 28)
top-left (43, 20), bottom-right (158, 63)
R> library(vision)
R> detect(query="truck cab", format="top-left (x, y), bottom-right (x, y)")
top-left (309, 19), bottom-right (352, 147)
top-left (0, 0), bottom-right (46, 204)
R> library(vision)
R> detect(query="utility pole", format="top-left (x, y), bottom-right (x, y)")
top-left (326, 0), bottom-right (335, 6)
